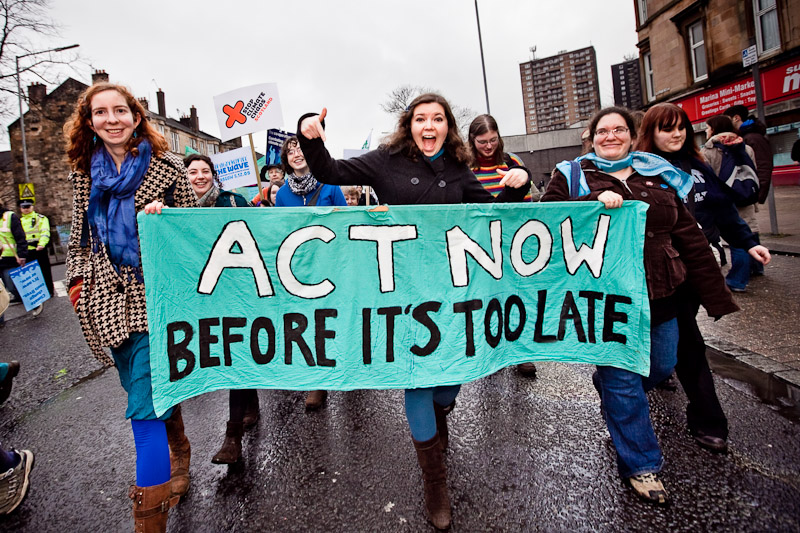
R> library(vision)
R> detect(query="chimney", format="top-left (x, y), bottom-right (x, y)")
top-left (92, 69), bottom-right (109, 84)
top-left (156, 89), bottom-right (166, 117)
top-left (189, 106), bottom-right (199, 131)
top-left (138, 97), bottom-right (149, 111)
top-left (28, 83), bottom-right (46, 105)
top-left (179, 115), bottom-right (191, 128)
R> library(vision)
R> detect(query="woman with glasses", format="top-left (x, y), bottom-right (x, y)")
top-left (541, 107), bottom-right (738, 505)
top-left (468, 114), bottom-right (539, 378)
top-left (275, 136), bottom-right (346, 410)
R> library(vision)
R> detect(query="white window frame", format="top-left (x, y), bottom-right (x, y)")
top-left (170, 131), bottom-right (179, 153)
top-left (688, 21), bottom-right (708, 82)
top-left (643, 52), bottom-right (655, 102)
top-left (754, 0), bottom-right (780, 54)
top-left (637, 0), bottom-right (648, 23)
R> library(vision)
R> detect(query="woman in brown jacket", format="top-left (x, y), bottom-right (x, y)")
top-left (65, 82), bottom-right (197, 532)
top-left (543, 107), bottom-right (738, 506)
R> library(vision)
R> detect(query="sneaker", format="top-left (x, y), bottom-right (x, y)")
top-left (655, 373), bottom-right (679, 391)
top-left (0, 361), bottom-right (20, 404)
top-left (0, 449), bottom-right (34, 514)
top-left (628, 472), bottom-right (669, 505)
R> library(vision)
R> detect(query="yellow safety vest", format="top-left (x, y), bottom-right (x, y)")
top-left (20, 210), bottom-right (50, 250)
top-left (0, 211), bottom-right (19, 258)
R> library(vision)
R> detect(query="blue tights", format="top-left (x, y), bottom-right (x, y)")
top-left (131, 419), bottom-right (171, 487)
top-left (404, 385), bottom-right (461, 441)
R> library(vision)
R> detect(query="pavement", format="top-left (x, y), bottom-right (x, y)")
top-left (695, 185), bottom-right (800, 399)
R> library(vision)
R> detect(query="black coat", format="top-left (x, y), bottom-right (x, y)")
top-left (297, 116), bottom-right (529, 206)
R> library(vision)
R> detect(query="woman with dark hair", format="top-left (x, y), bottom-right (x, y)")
top-left (468, 114), bottom-right (539, 378)
top-left (184, 154), bottom-right (251, 208)
top-left (180, 153), bottom-right (259, 465)
top-left (273, 135), bottom-right (345, 409)
top-left (701, 115), bottom-right (759, 293)
top-left (298, 93), bottom-right (529, 529)
top-left (636, 104), bottom-right (770, 454)
top-left (542, 106), bottom-right (738, 505)
top-left (64, 82), bottom-right (197, 531)
top-left (274, 136), bottom-right (347, 208)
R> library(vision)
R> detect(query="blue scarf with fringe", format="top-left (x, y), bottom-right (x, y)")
top-left (87, 140), bottom-right (152, 279)
top-left (556, 151), bottom-right (694, 199)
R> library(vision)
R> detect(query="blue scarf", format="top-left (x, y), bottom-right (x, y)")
top-left (87, 140), bottom-right (152, 279)
top-left (555, 151), bottom-right (694, 199)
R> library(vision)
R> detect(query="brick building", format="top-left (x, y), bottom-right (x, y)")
top-left (520, 46), bottom-right (601, 134)
top-left (612, 59), bottom-right (643, 110)
top-left (635, 0), bottom-right (800, 174)
top-left (1, 70), bottom-right (239, 243)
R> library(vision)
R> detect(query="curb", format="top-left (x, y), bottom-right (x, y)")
top-left (705, 336), bottom-right (800, 403)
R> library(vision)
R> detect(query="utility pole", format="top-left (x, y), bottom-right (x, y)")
top-left (474, 0), bottom-right (490, 114)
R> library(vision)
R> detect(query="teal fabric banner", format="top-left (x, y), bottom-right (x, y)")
top-left (139, 202), bottom-right (651, 416)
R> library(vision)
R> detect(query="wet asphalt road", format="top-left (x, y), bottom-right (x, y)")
top-left (1, 267), bottom-right (799, 532)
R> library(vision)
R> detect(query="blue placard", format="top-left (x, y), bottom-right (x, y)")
top-left (9, 259), bottom-right (51, 311)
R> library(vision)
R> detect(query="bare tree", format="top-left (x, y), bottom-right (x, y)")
top-left (381, 84), bottom-right (478, 137)
top-left (0, 0), bottom-right (82, 122)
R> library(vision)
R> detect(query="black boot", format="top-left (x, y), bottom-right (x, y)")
top-left (242, 390), bottom-right (260, 428)
top-left (211, 422), bottom-right (243, 464)
top-left (433, 401), bottom-right (455, 451)
top-left (413, 434), bottom-right (451, 530)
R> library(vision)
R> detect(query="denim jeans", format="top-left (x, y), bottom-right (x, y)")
top-left (595, 318), bottom-right (678, 478)
top-left (404, 385), bottom-right (461, 441)
top-left (726, 247), bottom-right (750, 291)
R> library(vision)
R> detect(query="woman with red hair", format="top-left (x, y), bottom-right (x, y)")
top-left (65, 82), bottom-right (197, 531)
top-left (636, 103), bottom-right (769, 454)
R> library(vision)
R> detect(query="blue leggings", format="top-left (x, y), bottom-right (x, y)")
top-left (131, 419), bottom-right (171, 487)
top-left (404, 385), bottom-right (461, 441)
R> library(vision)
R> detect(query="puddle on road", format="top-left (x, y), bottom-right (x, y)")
top-left (707, 348), bottom-right (800, 424)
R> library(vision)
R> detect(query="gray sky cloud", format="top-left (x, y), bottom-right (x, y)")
top-left (6, 0), bottom-right (638, 156)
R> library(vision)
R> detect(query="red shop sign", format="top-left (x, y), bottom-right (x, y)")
top-left (675, 56), bottom-right (800, 123)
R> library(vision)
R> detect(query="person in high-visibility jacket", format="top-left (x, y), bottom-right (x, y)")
top-left (19, 199), bottom-right (53, 299)
top-left (1, 201), bottom-right (28, 323)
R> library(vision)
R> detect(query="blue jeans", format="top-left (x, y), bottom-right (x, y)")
top-left (595, 318), bottom-right (678, 478)
top-left (404, 385), bottom-right (461, 441)
top-left (726, 247), bottom-right (750, 291)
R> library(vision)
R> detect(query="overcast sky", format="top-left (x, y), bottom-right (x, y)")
top-left (7, 0), bottom-right (639, 156)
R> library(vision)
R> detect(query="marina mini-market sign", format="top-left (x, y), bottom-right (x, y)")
top-left (139, 202), bottom-right (651, 416)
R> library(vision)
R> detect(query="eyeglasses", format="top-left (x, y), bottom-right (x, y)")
top-left (287, 147), bottom-right (303, 156)
top-left (594, 127), bottom-right (629, 139)
top-left (475, 137), bottom-right (499, 147)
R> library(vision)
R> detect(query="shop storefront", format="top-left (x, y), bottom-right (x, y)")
top-left (674, 55), bottom-right (800, 185)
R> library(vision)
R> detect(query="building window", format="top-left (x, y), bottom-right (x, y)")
top-left (643, 52), bottom-right (655, 102)
top-left (637, 0), bottom-right (648, 23)
top-left (754, 0), bottom-right (780, 54)
top-left (688, 21), bottom-right (707, 81)
top-left (170, 131), bottom-right (179, 152)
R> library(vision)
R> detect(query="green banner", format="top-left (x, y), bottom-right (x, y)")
top-left (139, 202), bottom-right (650, 416)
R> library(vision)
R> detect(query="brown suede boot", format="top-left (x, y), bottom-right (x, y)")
top-left (433, 401), bottom-right (455, 451)
top-left (211, 422), bottom-right (243, 464)
top-left (305, 390), bottom-right (328, 411)
top-left (243, 390), bottom-right (260, 428)
top-left (163, 405), bottom-right (191, 497)
top-left (413, 434), bottom-right (451, 530)
top-left (129, 480), bottom-right (178, 533)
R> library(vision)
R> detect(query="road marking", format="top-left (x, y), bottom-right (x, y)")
top-left (54, 280), bottom-right (67, 297)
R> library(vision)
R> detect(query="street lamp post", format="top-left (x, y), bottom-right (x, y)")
top-left (474, 0), bottom-right (490, 114)
top-left (15, 44), bottom-right (79, 183)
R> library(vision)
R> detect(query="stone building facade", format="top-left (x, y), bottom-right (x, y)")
top-left (1, 70), bottom-right (240, 243)
top-left (635, 0), bottom-right (800, 171)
